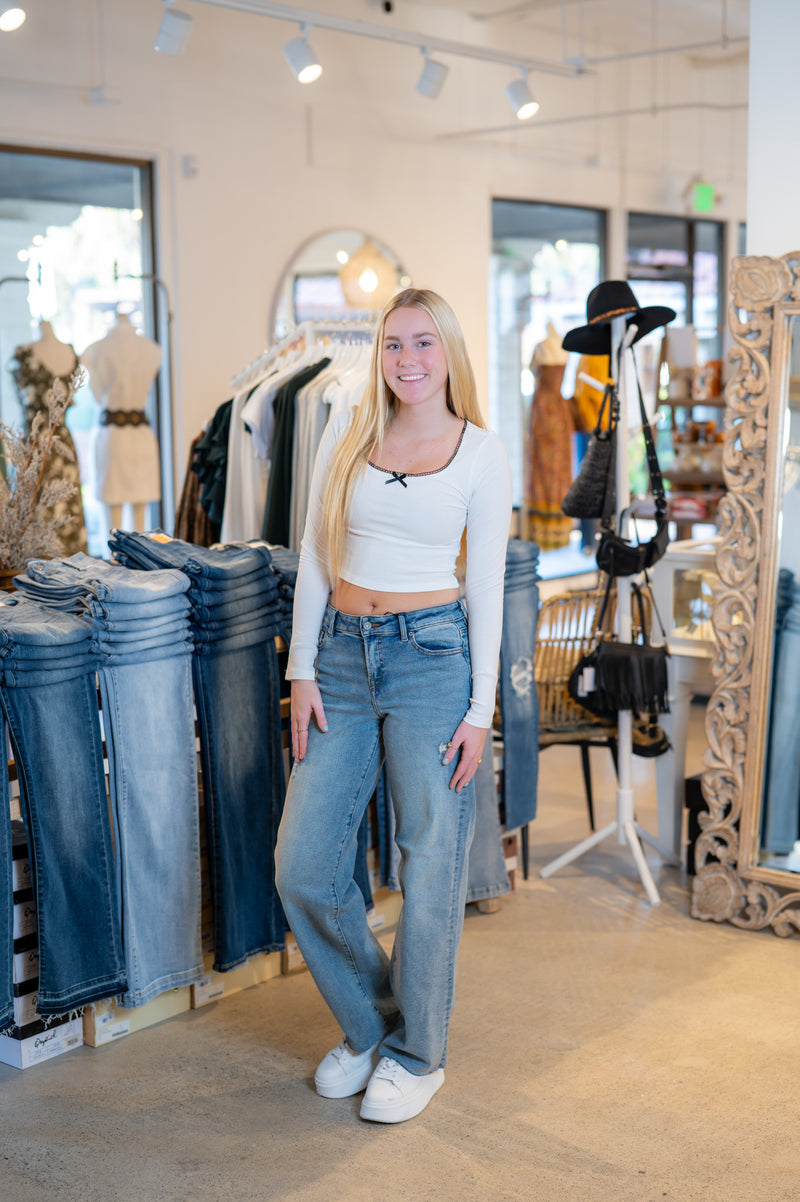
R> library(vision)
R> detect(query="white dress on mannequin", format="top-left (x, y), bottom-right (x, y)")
top-left (81, 314), bottom-right (162, 514)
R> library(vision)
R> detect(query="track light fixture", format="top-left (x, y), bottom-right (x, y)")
top-left (154, 0), bottom-right (193, 56)
top-left (415, 48), bottom-right (448, 100)
top-left (505, 70), bottom-right (539, 120)
top-left (283, 26), bottom-right (322, 84)
top-left (0, 7), bottom-right (26, 32)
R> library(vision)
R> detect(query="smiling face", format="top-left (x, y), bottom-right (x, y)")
top-left (381, 306), bottom-right (449, 413)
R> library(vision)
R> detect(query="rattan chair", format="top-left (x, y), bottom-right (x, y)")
top-left (532, 580), bottom-right (654, 852)
top-left (533, 584), bottom-right (622, 837)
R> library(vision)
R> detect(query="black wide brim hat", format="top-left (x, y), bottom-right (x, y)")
top-left (562, 280), bottom-right (676, 355)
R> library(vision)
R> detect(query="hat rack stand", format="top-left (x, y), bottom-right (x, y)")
top-left (539, 314), bottom-right (676, 906)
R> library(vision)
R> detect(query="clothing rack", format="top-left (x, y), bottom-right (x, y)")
top-left (230, 319), bottom-right (375, 392)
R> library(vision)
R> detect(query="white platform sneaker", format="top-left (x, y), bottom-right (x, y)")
top-left (359, 1057), bottom-right (445, 1123)
top-left (314, 1037), bottom-right (382, 1099)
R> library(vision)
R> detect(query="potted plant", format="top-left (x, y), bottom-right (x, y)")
top-left (0, 368), bottom-right (82, 589)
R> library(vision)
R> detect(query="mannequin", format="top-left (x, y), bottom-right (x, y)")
top-left (524, 321), bottom-right (573, 550)
top-left (81, 312), bottom-right (162, 534)
top-left (9, 321), bottom-right (89, 555)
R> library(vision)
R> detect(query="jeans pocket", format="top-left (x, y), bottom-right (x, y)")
top-left (409, 619), bottom-right (465, 656)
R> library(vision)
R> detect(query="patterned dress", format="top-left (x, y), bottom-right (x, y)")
top-left (9, 345), bottom-right (89, 556)
top-left (524, 362), bottom-right (574, 550)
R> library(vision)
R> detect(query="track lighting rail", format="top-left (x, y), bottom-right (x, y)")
top-left (188, 0), bottom-right (587, 78)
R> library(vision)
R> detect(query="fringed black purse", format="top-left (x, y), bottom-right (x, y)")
top-left (567, 574), bottom-right (672, 756)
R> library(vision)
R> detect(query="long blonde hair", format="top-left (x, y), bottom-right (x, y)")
top-left (323, 288), bottom-right (485, 582)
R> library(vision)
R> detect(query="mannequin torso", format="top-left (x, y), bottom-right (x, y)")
top-left (80, 313), bottom-right (162, 512)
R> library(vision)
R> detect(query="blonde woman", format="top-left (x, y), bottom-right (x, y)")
top-left (275, 288), bottom-right (512, 1123)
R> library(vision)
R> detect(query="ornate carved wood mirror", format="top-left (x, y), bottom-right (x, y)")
top-left (692, 252), bottom-right (800, 935)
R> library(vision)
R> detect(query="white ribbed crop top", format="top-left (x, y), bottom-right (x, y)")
top-left (285, 409), bottom-right (512, 727)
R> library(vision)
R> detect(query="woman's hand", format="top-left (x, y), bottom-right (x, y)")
top-left (442, 719), bottom-right (488, 793)
top-left (290, 679), bottom-right (328, 763)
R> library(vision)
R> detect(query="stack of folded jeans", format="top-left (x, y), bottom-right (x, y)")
top-left (107, 531), bottom-right (287, 971)
top-left (259, 543), bottom-right (299, 644)
top-left (208, 540), bottom-right (298, 645)
top-left (14, 555), bottom-right (203, 1008)
top-left (498, 538), bottom-right (541, 832)
top-left (0, 595), bottom-right (128, 1017)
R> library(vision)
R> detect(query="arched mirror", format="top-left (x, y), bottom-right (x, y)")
top-left (692, 252), bottom-right (800, 935)
top-left (270, 229), bottom-right (410, 340)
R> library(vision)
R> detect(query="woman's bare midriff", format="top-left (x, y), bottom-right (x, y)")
top-left (331, 578), bottom-right (459, 616)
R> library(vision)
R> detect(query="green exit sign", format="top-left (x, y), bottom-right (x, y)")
top-left (692, 181), bottom-right (716, 213)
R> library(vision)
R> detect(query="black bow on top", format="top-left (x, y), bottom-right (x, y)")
top-left (385, 471), bottom-right (408, 488)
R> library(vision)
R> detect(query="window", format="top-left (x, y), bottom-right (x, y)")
top-left (0, 146), bottom-right (164, 554)
top-left (627, 211), bottom-right (725, 364)
top-left (490, 199), bottom-right (606, 507)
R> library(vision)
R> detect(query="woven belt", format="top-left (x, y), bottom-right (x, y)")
top-left (100, 409), bottom-right (150, 428)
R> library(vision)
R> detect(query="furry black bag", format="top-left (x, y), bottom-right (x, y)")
top-left (567, 577), bottom-right (671, 728)
top-left (561, 382), bottom-right (618, 520)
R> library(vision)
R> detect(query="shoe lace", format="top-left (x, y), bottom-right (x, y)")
top-left (374, 1056), bottom-right (401, 1081)
top-left (331, 1038), bottom-right (351, 1064)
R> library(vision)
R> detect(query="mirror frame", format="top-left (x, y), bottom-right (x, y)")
top-left (268, 227), bottom-right (408, 339)
top-left (691, 251), bottom-right (800, 936)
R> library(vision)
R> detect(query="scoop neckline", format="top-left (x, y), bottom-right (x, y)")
top-left (368, 419), bottom-right (468, 479)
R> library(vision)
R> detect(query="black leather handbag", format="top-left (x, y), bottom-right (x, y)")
top-left (561, 382), bottom-right (618, 520)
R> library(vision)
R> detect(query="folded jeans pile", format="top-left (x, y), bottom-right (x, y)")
top-left (8, 554), bottom-right (204, 1011)
top-left (0, 595), bottom-right (128, 1021)
top-left (105, 531), bottom-right (287, 972)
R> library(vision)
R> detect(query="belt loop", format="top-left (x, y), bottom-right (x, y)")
top-left (458, 597), bottom-right (468, 620)
top-left (397, 612), bottom-right (408, 641)
top-left (324, 606), bottom-right (336, 636)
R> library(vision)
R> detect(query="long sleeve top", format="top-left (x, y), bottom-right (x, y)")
top-left (285, 409), bottom-right (512, 727)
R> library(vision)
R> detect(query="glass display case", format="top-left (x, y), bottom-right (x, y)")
top-left (650, 538), bottom-right (719, 865)
top-left (652, 538), bottom-right (719, 658)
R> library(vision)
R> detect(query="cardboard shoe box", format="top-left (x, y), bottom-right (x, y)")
top-left (13, 888), bottom-right (37, 941)
top-left (12, 934), bottom-right (39, 985)
top-left (12, 978), bottom-right (39, 1029)
top-left (0, 1015), bottom-right (83, 1070)
top-left (11, 819), bottom-right (31, 893)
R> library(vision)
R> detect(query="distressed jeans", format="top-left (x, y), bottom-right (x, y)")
top-left (499, 539), bottom-right (540, 831)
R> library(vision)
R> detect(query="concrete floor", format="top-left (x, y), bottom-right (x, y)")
top-left (2, 702), bottom-right (799, 1202)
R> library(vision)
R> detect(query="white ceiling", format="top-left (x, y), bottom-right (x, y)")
top-left (417, 0), bottom-right (749, 57)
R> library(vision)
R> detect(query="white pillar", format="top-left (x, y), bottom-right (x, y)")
top-left (746, 0), bottom-right (800, 254)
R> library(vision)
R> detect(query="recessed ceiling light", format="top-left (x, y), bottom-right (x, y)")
top-left (0, 8), bottom-right (26, 33)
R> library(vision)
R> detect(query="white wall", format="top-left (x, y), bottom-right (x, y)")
top-left (0, 1), bottom-right (748, 491)
top-left (746, 0), bottom-right (800, 255)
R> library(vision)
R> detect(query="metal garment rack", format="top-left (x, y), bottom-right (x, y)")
top-left (539, 315), bottom-right (676, 906)
top-left (230, 318), bottom-right (375, 392)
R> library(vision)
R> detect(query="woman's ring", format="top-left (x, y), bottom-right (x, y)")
top-left (297, 727), bottom-right (308, 733)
